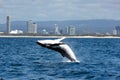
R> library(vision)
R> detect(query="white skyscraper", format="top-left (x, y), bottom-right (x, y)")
top-left (115, 26), bottom-right (120, 35)
top-left (32, 23), bottom-right (37, 34)
top-left (54, 24), bottom-right (60, 35)
top-left (27, 20), bottom-right (33, 33)
top-left (113, 29), bottom-right (117, 35)
top-left (27, 20), bottom-right (37, 34)
top-left (67, 25), bottom-right (76, 35)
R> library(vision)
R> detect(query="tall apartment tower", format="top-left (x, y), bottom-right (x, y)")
top-left (27, 20), bottom-right (33, 33)
top-left (7, 16), bottom-right (11, 34)
top-left (27, 20), bottom-right (37, 34)
top-left (113, 29), bottom-right (117, 35)
top-left (32, 23), bottom-right (37, 34)
top-left (115, 26), bottom-right (120, 35)
top-left (54, 24), bottom-right (60, 35)
top-left (67, 25), bottom-right (76, 35)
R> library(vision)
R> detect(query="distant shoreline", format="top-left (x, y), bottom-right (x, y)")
top-left (0, 35), bottom-right (120, 38)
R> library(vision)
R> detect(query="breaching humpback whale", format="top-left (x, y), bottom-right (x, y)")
top-left (36, 37), bottom-right (78, 62)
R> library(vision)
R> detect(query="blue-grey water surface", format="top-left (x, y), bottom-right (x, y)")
top-left (0, 38), bottom-right (120, 80)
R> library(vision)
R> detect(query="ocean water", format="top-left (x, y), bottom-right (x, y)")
top-left (0, 38), bottom-right (120, 80)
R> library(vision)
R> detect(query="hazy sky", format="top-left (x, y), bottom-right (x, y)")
top-left (0, 0), bottom-right (120, 22)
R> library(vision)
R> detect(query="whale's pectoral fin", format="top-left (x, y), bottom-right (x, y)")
top-left (54, 37), bottom-right (66, 42)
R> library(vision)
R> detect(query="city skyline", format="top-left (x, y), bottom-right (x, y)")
top-left (4, 18), bottom-right (120, 36)
top-left (1, 16), bottom-right (120, 35)
top-left (0, 0), bottom-right (120, 23)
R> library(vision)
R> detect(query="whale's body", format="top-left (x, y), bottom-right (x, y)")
top-left (36, 37), bottom-right (78, 62)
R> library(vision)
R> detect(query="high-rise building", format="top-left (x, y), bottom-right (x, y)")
top-left (54, 24), bottom-right (60, 35)
top-left (113, 29), bottom-right (117, 35)
top-left (115, 26), bottom-right (120, 35)
top-left (67, 25), bottom-right (76, 35)
top-left (27, 20), bottom-right (33, 33)
top-left (7, 16), bottom-right (11, 34)
top-left (32, 23), bottom-right (37, 34)
top-left (27, 20), bottom-right (37, 34)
